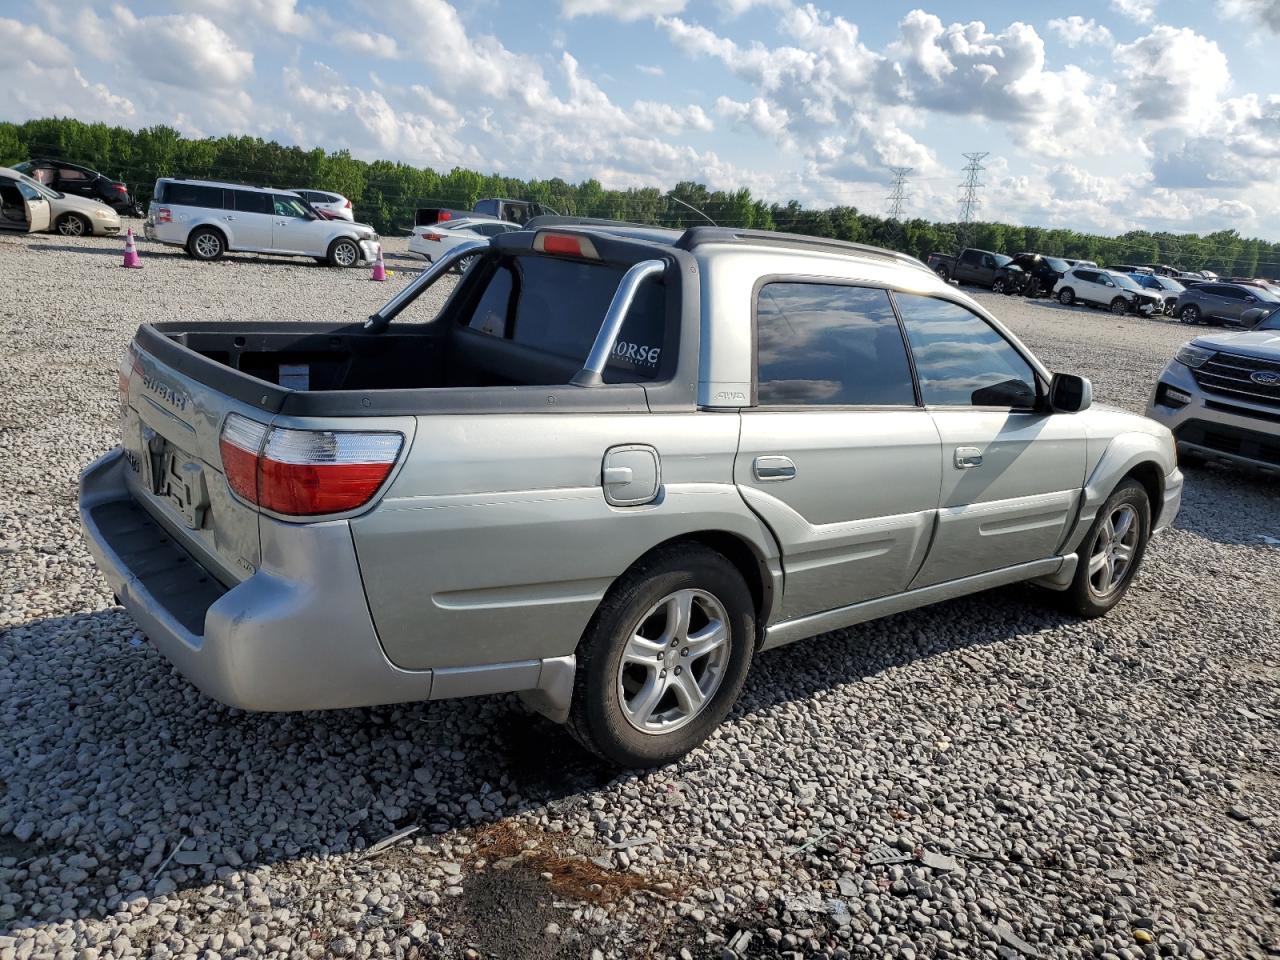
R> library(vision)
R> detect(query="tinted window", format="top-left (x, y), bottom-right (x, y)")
top-left (1219, 286), bottom-right (1248, 300)
top-left (1075, 270), bottom-right (1098, 283)
top-left (755, 283), bottom-right (915, 406)
top-left (960, 250), bottom-right (981, 265)
top-left (272, 194), bottom-right (310, 217)
top-left (468, 222), bottom-right (508, 237)
top-left (232, 190), bottom-right (272, 214)
top-left (463, 255), bottom-right (667, 381)
top-left (164, 183), bottom-right (226, 209)
top-left (894, 294), bottom-right (1038, 408)
top-left (58, 167), bottom-right (90, 181)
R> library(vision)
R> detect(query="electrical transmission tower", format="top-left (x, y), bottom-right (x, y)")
top-left (956, 152), bottom-right (989, 251)
top-left (886, 166), bottom-right (912, 221)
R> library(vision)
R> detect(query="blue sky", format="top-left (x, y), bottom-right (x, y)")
top-left (4, 0), bottom-right (1280, 237)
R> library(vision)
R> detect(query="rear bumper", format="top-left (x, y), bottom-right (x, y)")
top-left (79, 449), bottom-right (575, 718)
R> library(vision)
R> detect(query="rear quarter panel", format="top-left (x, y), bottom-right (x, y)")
top-left (350, 411), bottom-right (777, 670)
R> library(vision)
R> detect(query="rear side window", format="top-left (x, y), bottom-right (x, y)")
top-left (232, 190), bottom-right (272, 214)
top-left (755, 283), bottom-right (916, 406)
top-left (894, 294), bottom-right (1038, 409)
top-left (462, 255), bottom-right (667, 380)
top-left (163, 183), bottom-right (226, 209)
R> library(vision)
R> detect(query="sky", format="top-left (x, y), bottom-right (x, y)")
top-left (3, 0), bottom-right (1280, 239)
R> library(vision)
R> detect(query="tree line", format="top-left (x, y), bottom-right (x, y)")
top-left (4, 116), bottom-right (1278, 277)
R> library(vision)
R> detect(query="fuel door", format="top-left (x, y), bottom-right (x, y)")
top-left (602, 444), bottom-right (660, 507)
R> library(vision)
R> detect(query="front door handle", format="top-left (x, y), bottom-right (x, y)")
top-left (954, 446), bottom-right (984, 469)
top-left (754, 455), bottom-right (796, 481)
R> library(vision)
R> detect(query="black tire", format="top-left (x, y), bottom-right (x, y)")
top-left (1179, 304), bottom-right (1200, 324)
top-left (327, 237), bottom-right (360, 268)
top-left (935, 266), bottom-right (951, 282)
top-left (187, 227), bottom-right (225, 261)
top-left (1058, 288), bottom-right (1075, 305)
top-left (56, 213), bottom-right (90, 237)
top-left (1110, 297), bottom-right (1129, 316)
top-left (566, 544), bottom-right (755, 768)
top-left (1061, 479), bottom-right (1151, 619)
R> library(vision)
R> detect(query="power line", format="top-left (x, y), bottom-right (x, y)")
top-left (886, 166), bottom-right (912, 221)
top-left (956, 152), bottom-right (989, 252)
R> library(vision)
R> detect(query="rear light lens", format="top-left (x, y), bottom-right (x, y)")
top-left (111, 183), bottom-right (128, 194)
top-left (219, 414), bottom-right (403, 517)
top-left (422, 231), bottom-right (442, 241)
top-left (156, 207), bottom-right (172, 224)
top-left (533, 231), bottom-right (600, 259)
top-left (344, 199), bottom-right (352, 209)
top-left (439, 211), bottom-right (452, 221)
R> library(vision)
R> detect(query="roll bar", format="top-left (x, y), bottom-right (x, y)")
top-left (363, 239), bottom-right (489, 333)
top-left (571, 259), bottom-right (666, 387)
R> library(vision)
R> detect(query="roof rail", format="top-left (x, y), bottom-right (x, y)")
top-left (524, 215), bottom-right (658, 230)
top-left (674, 226), bottom-right (931, 271)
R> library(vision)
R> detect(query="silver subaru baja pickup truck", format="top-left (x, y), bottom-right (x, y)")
top-left (80, 219), bottom-right (1183, 767)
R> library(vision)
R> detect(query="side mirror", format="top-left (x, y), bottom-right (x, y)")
top-left (1240, 307), bottom-right (1270, 327)
top-left (1049, 373), bottom-right (1092, 413)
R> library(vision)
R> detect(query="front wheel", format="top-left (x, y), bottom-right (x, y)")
top-left (566, 545), bottom-right (755, 768)
top-left (1062, 479), bottom-right (1151, 619)
top-left (56, 213), bottom-right (90, 237)
top-left (1058, 288), bottom-right (1075, 305)
top-left (1110, 297), bottom-right (1129, 315)
top-left (992, 278), bottom-right (1007, 294)
top-left (327, 237), bottom-right (360, 268)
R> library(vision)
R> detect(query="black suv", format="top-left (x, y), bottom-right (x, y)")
top-left (993, 252), bottom-right (1072, 298)
top-left (13, 159), bottom-right (141, 216)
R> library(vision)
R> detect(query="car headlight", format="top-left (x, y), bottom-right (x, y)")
top-left (1174, 344), bottom-right (1214, 368)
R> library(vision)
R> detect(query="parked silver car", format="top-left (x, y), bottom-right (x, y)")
top-left (1147, 310), bottom-right (1280, 471)
top-left (0, 165), bottom-right (121, 236)
top-left (81, 222), bottom-right (1182, 767)
top-left (144, 178), bottom-right (378, 266)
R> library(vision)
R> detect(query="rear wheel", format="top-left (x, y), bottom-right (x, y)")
top-left (56, 213), bottom-right (90, 237)
top-left (1110, 297), bottom-right (1129, 315)
top-left (187, 227), bottom-right (225, 261)
top-left (1058, 288), bottom-right (1075, 305)
top-left (935, 265), bottom-right (951, 282)
top-left (566, 544), bottom-right (755, 768)
top-left (1179, 304), bottom-right (1200, 324)
top-left (327, 237), bottom-right (360, 268)
top-left (1062, 479), bottom-right (1151, 619)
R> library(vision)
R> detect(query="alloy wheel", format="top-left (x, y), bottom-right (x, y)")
top-left (1088, 504), bottom-right (1140, 598)
top-left (59, 216), bottom-right (85, 237)
top-left (195, 234), bottom-right (221, 258)
top-left (616, 588), bottom-right (731, 735)
top-left (334, 242), bottom-right (357, 266)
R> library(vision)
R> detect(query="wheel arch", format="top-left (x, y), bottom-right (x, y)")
top-left (1063, 433), bottom-right (1175, 556)
top-left (187, 221), bottom-right (229, 251)
top-left (608, 530), bottom-right (780, 648)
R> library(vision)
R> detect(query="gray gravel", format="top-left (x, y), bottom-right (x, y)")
top-left (1, 233), bottom-right (1278, 959)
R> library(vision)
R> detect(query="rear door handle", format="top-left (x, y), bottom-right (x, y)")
top-left (954, 446), bottom-right (984, 469)
top-left (753, 456), bottom-right (796, 481)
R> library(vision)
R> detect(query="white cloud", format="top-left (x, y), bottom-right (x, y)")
top-left (560, 0), bottom-right (686, 20)
top-left (175, 0), bottom-right (313, 36)
top-left (0, 17), bottom-right (73, 69)
top-left (715, 95), bottom-right (792, 142)
top-left (1218, 0), bottom-right (1280, 32)
top-left (336, 30), bottom-right (399, 59)
top-left (1110, 0), bottom-right (1157, 23)
top-left (1115, 26), bottom-right (1231, 132)
top-left (636, 63), bottom-right (665, 76)
top-left (1047, 16), bottom-right (1114, 47)
top-left (113, 9), bottom-right (254, 90)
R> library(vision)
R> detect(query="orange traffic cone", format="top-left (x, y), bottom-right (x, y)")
top-left (121, 228), bottom-right (142, 268)
top-left (369, 242), bottom-right (386, 281)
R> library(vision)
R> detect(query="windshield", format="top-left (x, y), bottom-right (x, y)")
top-left (1110, 273), bottom-right (1142, 291)
top-left (1252, 286), bottom-right (1280, 303)
top-left (994, 254), bottom-right (1012, 267)
top-left (1043, 257), bottom-right (1070, 272)
top-left (1156, 277), bottom-right (1184, 293)
top-left (13, 171), bottom-right (60, 200)
top-left (1256, 308), bottom-right (1280, 330)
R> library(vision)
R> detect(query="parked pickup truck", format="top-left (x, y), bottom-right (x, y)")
top-left (81, 221), bottom-right (1183, 767)
top-left (927, 247), bottom-right (1012, 287)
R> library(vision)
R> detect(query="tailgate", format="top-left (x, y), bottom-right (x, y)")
top-left (119, 342), bottom-right (265, 585)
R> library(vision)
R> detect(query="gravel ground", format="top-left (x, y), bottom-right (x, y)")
top-left (1, 232), bottom-right (1278, 960)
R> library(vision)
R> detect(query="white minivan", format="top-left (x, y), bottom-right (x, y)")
top-left (144, 179), bottom-right (379, 267)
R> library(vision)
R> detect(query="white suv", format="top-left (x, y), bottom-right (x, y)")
top-left (1054, 267), bottom-right (1163, 315)
top-left (144, 179), bottom-right (378, 267)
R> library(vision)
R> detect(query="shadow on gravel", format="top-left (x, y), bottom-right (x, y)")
top-left (1171, 460), bottom-right (1280, 546)
top-left (1, 577), bottom-right (1079, 929)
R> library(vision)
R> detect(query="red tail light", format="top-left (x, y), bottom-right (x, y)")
top-left (156, 207), bottom-right (172, 224)
top-left (111, 183), bottom-right (128, 194)
top-left (421, 231), bottom-right (442, 241)
top-left (439, 211), bottom-right (452, 221)
top-left (219, 414), bottom-right (403, 517)
top-left (534, 231), bottom-right (600, 259)
top-left (344, 199), bottom-right (352, 209)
